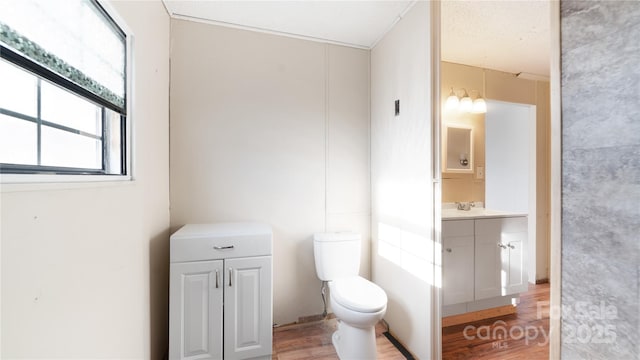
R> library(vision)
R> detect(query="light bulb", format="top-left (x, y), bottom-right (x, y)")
top-left (445, 88), bottom-right (459, 111)
top-left (459, 90), bottom-right (473, 113)
top-left (472, 98), bottom-right (487, 113)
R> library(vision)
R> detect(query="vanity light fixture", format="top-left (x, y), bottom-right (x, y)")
top-left (444, 87), bottom-right (487, 114)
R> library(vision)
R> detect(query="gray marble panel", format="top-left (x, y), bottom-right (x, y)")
top-left (561, 1), bottom-right (640, 49)
top-left (561, 1), bottom-right (640, 358)
top-left (562, 146), bottom-right (640, 359)
top-left (561, 2), bottom-right (640, 151)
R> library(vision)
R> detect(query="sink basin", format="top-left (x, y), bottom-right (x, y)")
top-left (441, 207), bottom-right (526, 220)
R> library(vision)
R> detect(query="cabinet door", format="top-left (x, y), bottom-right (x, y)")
top-left (170, 260), bottom-right (223, 360)
top-left (474, 219), bottom-right (503, 300)
top-left (504, 224), bottom-right (528, 295)
top-left (475, 217), bottom-right (528, 300)
top-left (442, 220), bottom-right (474, 305)
top-left (224, 256), bottom-right (273, 360)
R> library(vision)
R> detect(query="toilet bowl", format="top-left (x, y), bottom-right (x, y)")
top-left (313, 232), bottom-right (388, 359)
top-left (329, 276), bottom-right (387, 359)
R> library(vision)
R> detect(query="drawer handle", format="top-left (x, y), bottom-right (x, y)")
top-left (228, 268), bottom-right (233, 287)
top-left (215, 269), bottom-right (219, 289)
top-left (445, 248), bottom-right (452, 253)
top-left (213, 245), bottom-right (235, 250)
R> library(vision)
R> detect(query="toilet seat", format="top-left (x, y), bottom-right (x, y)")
top-left (331, 277), bottom-right (387, 313)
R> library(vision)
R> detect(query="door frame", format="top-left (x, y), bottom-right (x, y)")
top-left (430, 1), bottom-right (443, 359)
top-left (433, 2), bottom-right (562, 359)
top-left (548, 1), bottom-right (562, 358)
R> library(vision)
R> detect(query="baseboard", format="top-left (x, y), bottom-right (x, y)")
top-left (442, 304), bottom-right (517, 327)
top-left (535, 278), bottom-right (549, 284)
top-left (294, 313), bottom-right (336, 324)
top-left (383, 331), bottom-right (416, 360)
top-left (297, 314), bottom-right (325, 323)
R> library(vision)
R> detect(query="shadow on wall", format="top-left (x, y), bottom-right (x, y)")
top-left (149, 229), bottom-right (171, 360)
top-left (295, 234), bottom-right (324, 317)
top-left (377, 220), bottom-right (438, 287)
top-left (375, 252), bottom-right (436, 353)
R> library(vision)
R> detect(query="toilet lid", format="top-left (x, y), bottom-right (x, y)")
top-left (331, 277), bottom-right (387, 313)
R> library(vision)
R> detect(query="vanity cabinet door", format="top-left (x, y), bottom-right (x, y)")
top-left (475, 217), bottom-right (528, 300)
top-left (224, 256), bottom-right (273, 360)
top-left (502, 221), bottom-right (528, 295)
top-left (442, 220), bottom-right (474, 305)
top-left (474, 219), bottom-right (503, 300)
top-left (169, 260), bottom-right (224, 360)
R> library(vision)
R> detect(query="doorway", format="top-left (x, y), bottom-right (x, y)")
top-left (437, 1), bottom-right (559, 359)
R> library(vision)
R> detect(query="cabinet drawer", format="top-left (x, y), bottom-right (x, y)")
top-left (170, 223), bottom-right (273, 262)
top-left (442, 220), bottom-right (474, 237)
top-left (171, 233), bottom-right (272, 262)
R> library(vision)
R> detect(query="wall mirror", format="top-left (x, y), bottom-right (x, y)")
top-left (443, 124), bottom-right (473, 173)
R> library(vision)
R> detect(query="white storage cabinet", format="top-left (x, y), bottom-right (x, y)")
top-left (169, 223), bottom-right (273, 360)
top-left (442, 216), bottom-right (527, 307)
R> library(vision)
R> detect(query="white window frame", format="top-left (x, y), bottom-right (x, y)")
top-left (0, 0), bottom-right (134, 186)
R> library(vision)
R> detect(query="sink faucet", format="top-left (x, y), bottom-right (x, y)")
top-left (456, 201), bottom-right (475, 211)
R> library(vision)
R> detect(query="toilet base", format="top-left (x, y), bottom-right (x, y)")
top-left (332, 320), bottom-right (378, 360)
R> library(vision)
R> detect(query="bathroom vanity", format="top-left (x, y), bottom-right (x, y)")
top-left (169, 223), bottom-right (273, 360)
top-left (441, 204), bottom-right (528, 318)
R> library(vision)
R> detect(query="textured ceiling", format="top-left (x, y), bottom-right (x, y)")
top-left (441, 0), bottom-right (550, 77)
top-left (162, 0), bottom-right (550, 77)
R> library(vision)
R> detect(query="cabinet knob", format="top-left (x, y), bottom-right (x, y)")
top-left (508, 243), bottom-right (515, 249)
top-left (497, 243), bottom-right (507, 249)
top-left (228, 268), bottom-right (233, 287)
top-left (215, 269), bottom-right (219, 289)
top-left (445, 248), bottom-right (452, 253)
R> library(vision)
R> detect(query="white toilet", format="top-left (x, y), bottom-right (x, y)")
top-left (313, 232), bottom-right (388, 360)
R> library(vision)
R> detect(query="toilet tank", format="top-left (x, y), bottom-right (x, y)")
top-left (313, 232), bottom-right (361, 281)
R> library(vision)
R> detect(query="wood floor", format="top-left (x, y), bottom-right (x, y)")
top-left (272, 283), bottom-right (549, 360)
top-left (273, 318), bottom-right (407, 360)
top-left (442, 283), bottom-right (550, 359)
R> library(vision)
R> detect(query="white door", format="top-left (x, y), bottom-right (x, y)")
top-left (224, 256), bottom-right (272, 360)
top-left (169, 260), bottom-right (223, 360)
top-left (442, 220), bottom-right (474, 305)
top-left (485, 101), bottom-right (534, 214)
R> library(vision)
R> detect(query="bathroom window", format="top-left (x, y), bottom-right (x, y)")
top-left (0, 0), bottom-right (129, 177)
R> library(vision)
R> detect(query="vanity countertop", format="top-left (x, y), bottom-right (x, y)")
top-left (441, 203), bottom-right (527, 220)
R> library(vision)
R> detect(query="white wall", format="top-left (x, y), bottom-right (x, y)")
top-left (0, 1), bottom-right (170, 359)
top-left (169, 19), bottom-right (370, 325)
top-left (371, 2), bottom-right (435, 358)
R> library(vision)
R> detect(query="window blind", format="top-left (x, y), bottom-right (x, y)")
top-left (0, 0), bottom-right (126, 113)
